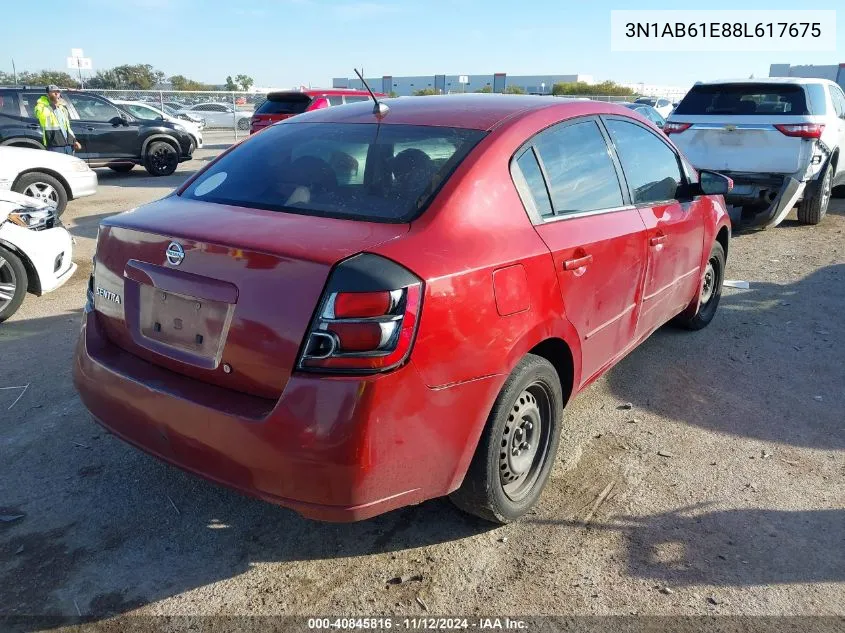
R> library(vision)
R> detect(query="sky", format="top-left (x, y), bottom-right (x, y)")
top-left (1, 0), bottom-right (842, 89)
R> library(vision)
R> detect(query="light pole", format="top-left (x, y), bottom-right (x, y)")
top-left (541, 82), bottom-right (545, 95)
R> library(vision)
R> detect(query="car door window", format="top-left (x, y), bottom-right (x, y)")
top-left (327, 96), bottom-right (344, 106)
top-left (831, 87), bottom-right (845, 118)
top-left (513, 148), bottom-right (554, 218)
top-left (532, 119), bottom-right (624, 215)
top-left (604, 118), bottom-right (684, 204)
top-left (125, 104), bottom-right (157, 120)
top-left (0, 91), bottom-right (21, 116)
top-left (65, 94), bottom-right (121, 122)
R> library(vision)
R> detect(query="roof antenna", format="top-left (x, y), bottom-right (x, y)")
top-left (354, 68), bottom-right (389, 119)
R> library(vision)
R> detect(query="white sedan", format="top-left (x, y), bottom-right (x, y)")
top-left (177, 102), bottom-right (252, 130)
top-left (0, 147), bottom-right (98, 216)
top-left (113, 100), bottom-right (204, 149)
top-left (0, 190), bottom-right (77, 321)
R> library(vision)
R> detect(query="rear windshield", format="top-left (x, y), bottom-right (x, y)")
top-left (635, 97), bottom-right (656, 106)
top-left (180, 122), bottom-right (486, 222)
top-left (256, 94), bottom-right (312, 115)
top-left (674, 83), bottom-right (812, 116)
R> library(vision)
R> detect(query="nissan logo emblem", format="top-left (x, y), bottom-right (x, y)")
top-left (166, 242), bottom-right (185, 266)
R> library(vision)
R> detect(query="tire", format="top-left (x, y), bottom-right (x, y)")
top-left (143, 140), bottom-right (179, 176)
top-left (676, 241), bottom-right (725, 331)
top-left (237, 118), bottom-right (250, 131)
top-left (449, 354), bottom-right (564, 524)
top-left (0, 245), bottom-right (28, 323)
top-left (108, 164), bottom-right (134, 173)
top-left (797, 163), bottom-right (832, 225)
top-left (12, 171), bottom-right (68, 216)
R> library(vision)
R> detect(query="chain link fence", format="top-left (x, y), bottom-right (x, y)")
top-left (86, 89), bottom-right (267, 138)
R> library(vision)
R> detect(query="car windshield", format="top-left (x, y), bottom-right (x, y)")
top-left (181, 122), bottom-right (486, 222)
top-left (674, 83), bottom-right (812, 115)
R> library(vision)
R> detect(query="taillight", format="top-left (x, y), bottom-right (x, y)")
top-left (298, 254), bottom-right (423, 374)
top-left (663, 122), bottom-right (691, 134)
top-left (774, 123), bottom-right (824, 139)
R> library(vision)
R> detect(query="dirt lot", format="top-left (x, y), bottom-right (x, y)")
top-left (1, 133), bottom-right (843, 626)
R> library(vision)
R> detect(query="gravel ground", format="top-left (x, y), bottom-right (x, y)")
top-left (1, 133), bottom-right (843, 626)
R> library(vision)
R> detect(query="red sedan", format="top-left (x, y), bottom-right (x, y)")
top-left (74, 95), bottom-right (732, 523)
top-left (249, 88), bottom-right (386, 134)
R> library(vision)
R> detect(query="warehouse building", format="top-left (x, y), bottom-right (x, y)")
top-left (332, 73), bottom-right (594, 96)
top-left (770, 63), bottom-right (845, 88)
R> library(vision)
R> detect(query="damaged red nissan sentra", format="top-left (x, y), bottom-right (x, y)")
top-left (74, 94), bottom-right (732, 523)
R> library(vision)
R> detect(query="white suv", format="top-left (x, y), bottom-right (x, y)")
top-left (665, 78), bottom-right (845, 227)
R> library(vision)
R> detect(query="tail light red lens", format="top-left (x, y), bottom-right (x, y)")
top-left (309, 97), bottom-right (329, 111)
top-left (663, 122), bottom-right (691, 134)
top-left (774, 123), bottom-right (825, 139)
top-left (298, 254), bottom-right (423, 374)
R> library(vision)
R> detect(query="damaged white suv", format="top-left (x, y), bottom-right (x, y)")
top-left (666, 78), bottom-right (845, 228)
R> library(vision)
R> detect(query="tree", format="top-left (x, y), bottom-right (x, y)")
top-left (170, 75), bottom-right (209, 91)
top-left (86, 69), bottom-right (121, 89)
top-left (504, 85), bottom-right (525, 94)
top-left (412, 88), bottom-right (438, 96)
top-left (388, 91), bottom-right (398, 98)
top-left (234, 74), bottom-right (253, 91)
top-left (475, 85), bottom-right (493, 93)
top-left (551, 80), bottom-right (634, 97)
top-left (15, 70), bottom-right (79, 88)
top-left (224, 75), bottom-right (238, 91)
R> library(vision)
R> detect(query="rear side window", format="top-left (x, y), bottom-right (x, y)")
top-left (674, 83), bottom-right (810, 116)
top-left (831, 86), bottom-right (845, 117)
top-left (514, 149), bottom-right (553, 218)
top-left (181, 122), bottom-right (485, 223)
top-left (533, 120), bottom-right (624, 214)
top-left (327, 96), bottom-right (344, 106)
top-left (0, 91), bottom-right (20, 116)
top-left (256, 95), bottom-right (311, 115)
top-left (345, 96), bottom-right (370, 104)
top-left (605, 119), bottom-right (683, 204)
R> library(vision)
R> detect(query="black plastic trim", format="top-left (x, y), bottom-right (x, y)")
top-left (327, 253), bottom-right (421, 293)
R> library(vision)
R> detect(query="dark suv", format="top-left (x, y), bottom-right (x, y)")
top-left (0, 88), bottom-right (195, 176)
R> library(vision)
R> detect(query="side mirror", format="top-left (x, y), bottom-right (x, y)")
top-left (699, 170), bottom-right (733, 196)
top-left (109, 115), bottom-right (126, 126)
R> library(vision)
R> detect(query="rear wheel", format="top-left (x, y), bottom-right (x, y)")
top-left (675, 241), bottom-right (725, 331)
top-left (237, 118), bottom-right (250, 131)
top-left (797, 163), bottom-right (832, 225)
top-left (143, 141), bottom-right (179, 176)
top-left (449, 354), bottom-right (563, 524)
top-left (0, 245), bottom-right (27, 322)
top-left (108, 164), bottom-right (134, 173)
top-left (12, 171), bottom-right (68, 216)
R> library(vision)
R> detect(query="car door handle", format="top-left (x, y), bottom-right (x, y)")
top-left (563, 254), bottom-right (593, 271)
top-left (27, 123), bottom-right (40, 129)
top-left (85, 126), bottom-right (96, 131)
top-left (650, 235), bottom-right (668, 246)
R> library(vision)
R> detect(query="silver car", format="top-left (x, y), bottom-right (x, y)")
top-left (177, 102), bottom-right (251, 130)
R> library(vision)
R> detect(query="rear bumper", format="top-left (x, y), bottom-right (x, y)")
top-left (73, 308), bottom-right (501, 521)
top-left (722, 173), bottom-right (805, 229)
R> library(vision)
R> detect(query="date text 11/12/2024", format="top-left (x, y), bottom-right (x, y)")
top-left (307, 618), bottom-right (529, 630)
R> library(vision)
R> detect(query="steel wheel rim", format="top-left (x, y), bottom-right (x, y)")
top-left (499, 382), bottom-right (553, 501)
top-left (0, 256), bottom-right (17, 313)
top-left (700, 261), bottom-right (716, 305)
top-left (23, 182), bottom-right (58, 206)
top-left (151, 146), bottom-right (176, 172)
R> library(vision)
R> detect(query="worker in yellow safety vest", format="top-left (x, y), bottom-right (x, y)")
top-left (34, 85), bottom-right (82, 155)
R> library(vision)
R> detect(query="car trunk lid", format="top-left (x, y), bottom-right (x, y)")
top-left (92, 197), bottom-right (408, 399)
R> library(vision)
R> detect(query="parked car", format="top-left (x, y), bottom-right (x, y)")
top-left (0, 88), bottom-right (195, 176)
top-left (0, 146), bottom-right (97, 216)
top-left (113, 100), bottom-right (203, 149)
top-left (177, 102), bottom-right (251, 130)
top-left (74, 95), bottom-right (731, 523)
top-left (619, 102), bottom-right (666, 128)
top-left (0, 190), bottom-right (77, 321)
top-left (666, 78), bottom-right (845, 227)
top-left (250, 88), bottom-right (385, 134)
top-left (634, 96), bottom-right (674, 118)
